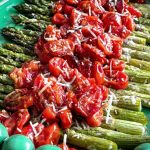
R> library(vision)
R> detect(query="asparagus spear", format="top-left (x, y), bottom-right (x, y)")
top-left (2, 28), bottom-right (37, 49)
top-left (0, 93), bottom-right (6, 100)
top-left (126, 36), bottom-right (146, 45)
top-left (106, 106), bottom-right (148, 125)
top-left (0, 64), bottom-right (14, 74)
top-left (24, 0), bottom-right (46, 8)
top-left (124, 40), bottom-right (150, 53)
top-left (135, 24), bottom-right (150, 34)
top-left (132, 31), bottom-right (150, 43)
top-left (14, 3), bottom-right (50, 15)
top-left (2, 43), bottom-right (35, 56)
top-left (66, 129), bottom-right (118, 150)
top-left (122, 48), bottom-right (150, 62)
top-left (127, 82), bottom-right (150, 95)
top-left (121, 55), bottom-right (150, 71)
top-left (125, 65), bottom-right (150, 84)
top-left (135, 17), bottom-right (150, 26)
top-left (101, 118), bottom-right (146, 135)
top-left (0, 74), bottom-right (13, 85)
top-left (24, 13), bottom-right (51, 22)
top-left (113, 90), bottom-right (150, 108)
top-left (0, 48), bottom-right (32, 62)
top-left (75, 127), bottom-right (150, 149)
top-left (0, 84), bottom-right (14, 94)
top-left (112, 95), bottom-right (141, 111)
top-left (25, 0), bottom-right (50, 7)
top-left (0, 56), bottom-right (21, 67)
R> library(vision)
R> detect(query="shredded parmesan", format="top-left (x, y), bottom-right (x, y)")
top-left (63, 134), bottom-right (67, 150)
top-left (29, 121), bottom-right (37, 135)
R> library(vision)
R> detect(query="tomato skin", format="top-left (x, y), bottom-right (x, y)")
top-left (59, 108), bottom-right (72, 129)
top-left (65, 0), bottom-right (79, 5)
top-left (104, 71), bottom-right (128, 90)
top-left (35, 123), bottom-right (61, 147)
top-left (86, 108), bottom-right (103, 127)
top-left (63, 4), bottom-right (74, 15)
top-left (42, 107), bottom-right (56, 121)
top-left (53, 2), bottom-right (64, 13)
top-left (0, 110), bottom-right (10, 123)
top-left (52, 13), bottom-right (68, 25)
top-left (93, 61), bottom-right (105, 85)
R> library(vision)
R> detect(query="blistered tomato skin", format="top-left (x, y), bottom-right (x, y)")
top-left (0, 123), bottom-right (9, 144)
top-left (36, 145), bottom-right (61, 150)
top-left (1, 134), bottom-right (35, 150)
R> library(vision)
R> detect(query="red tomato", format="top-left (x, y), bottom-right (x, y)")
top-left (99, 85), bottom-right (108, 101)
top-left (52, 13), bottom-right (68, 26)
top-left (63, 4), bottom-right (74, 15)
top-left (92, 61), bottom-right (105, 85)
top-left (53, 2), bottom-right (64, 13)
top-left (86, 108), bottom-right (103, 127)
top-left (59, 108), bottom-right (72, 129)
top-left (4, 89), bottom-right (34, 110)
top-left (43, 39), bottom-right (74, 57)
top-left (102, 12), bottom-right (122, 31)
top-left (35, 123), bottom-right (61, 147)
top-left (42, 107), bottom-right (56, 121)
top-left (65, 0), bottom-right (79, 5)
top-left (0, 110), bottom-right (10, 123)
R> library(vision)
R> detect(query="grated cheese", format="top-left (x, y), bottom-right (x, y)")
top-left (29, 121), bottom-right (37, 135)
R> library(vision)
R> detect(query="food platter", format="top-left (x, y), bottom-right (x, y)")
top-left (0, 0), bottom-right (150, 149)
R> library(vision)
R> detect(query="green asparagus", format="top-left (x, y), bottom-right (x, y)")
top-left (135, 17), bottom-right (150, 26)
top-left (0, 56), bottom-right (21, 67)
top-left (14, 3), bottom-right (50, 15)
top-left (113, 90), bottom-right (150, 108)
top-left (75, 127), bottom-right (150, 149)
top-left (0, 48), bottom-right (32, 62)
top-left (125, 65), bottom-right (150, 84)
top-left (122, 48), bottom-right (150, 62)
top-left (112, 95), bottom-right (141, 111)
top-left (124, 40), bottom-right (150, 53)
top-left (127, 82), bottom-right (150, 95)
top-left (0, 64), bottom-right (14, 74)
top-left (132, 31), bottom-right (150, 43)
top-left (121, 55), bottom-right (150, 71)
top-left (2, 43), bottom-right (35, 56)
top-left (0, 74), bottom-right (13, 85)
top-left (0, 93), bottom-right (6, 100)
top-left (101, 118), bottom-right (146, 135)
top-left (135, 24), bottom-right (150, 34)
top-left (0, 84), bottom-right (14, 94)
top-left (67, 129), bottom-right (118, 150)
top-left (106, 106), bottom-right (148, 125)
top-left (126, 36), bottom-right (146, 45)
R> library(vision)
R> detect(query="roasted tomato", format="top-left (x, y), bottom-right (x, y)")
top-left (35, 123), bottom-right (60, 147)
top-left (52, 13), bottom-right (68, 25)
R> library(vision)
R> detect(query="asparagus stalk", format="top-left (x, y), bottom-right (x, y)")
top-left (122, 48), bottom-right (150, 62)
top-left (0, 48), bottom-right (32, 62)
top-left (0, 56), bottom-right (21, 67)
top-left (113, 90), bottom-right (150, 108)
top-left (0, 64), bottom-right (14, 74)
top-left (121, 55), bottom-right (150, 71)
top-left (126, 36), bottom-right (146, 45)
top-left (101, 118), bottom-right (146, 135)
top-left (0, 74), bottom-right (13, 85)
top-left (124, 40), bottom-right (150, 53)
top-left (2, 43), bottom-right (35, 56)
top-left (106, 106), bottom-right (148, 125)
top-left (125, 65), bottom-right (150, 84)
top-left (24, 0), bottom-right (47, 8)
top-left (0, 84), bottom-right (14, 94)
top-left (14, 3), bottom-right (50, 15)
top-left (66, 129), bottom-right (118, 150)
top-left (135, 24), bottom-right (150, 34)
top-left (127, 82), bottom-right (150, 95)
top-left (75, 127), bottom-right (150, 149)
top-left (132, 31), bottom-right (150, 43)
top-left (0, 93), bottom-right (6, 100)
top-left (2, 28), bottom-right (38, 48)
top-left (135, 17), bottom-right (150, 26)
top-left (24, 13), bottom-right (51, 22)
top-left (112, 95), bottom-right (141, 111)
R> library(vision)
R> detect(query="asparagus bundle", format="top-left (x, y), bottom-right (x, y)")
top-left (0, 93), bottom-right (6, 100)
top-left (66, 129), bottom-right (118, 150)
top-left (75, 127), bottom-right (150, 149)
top-left (0, 74), bottom-right (13, 85)
top-left (0, 64), bottom-right (15, 74)
top-left (135, 24), bottom-right (150, 34)
top-left (126, 36), bottom-right (146, 45)
top-left (101, 118), bottom-right (146, 135)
